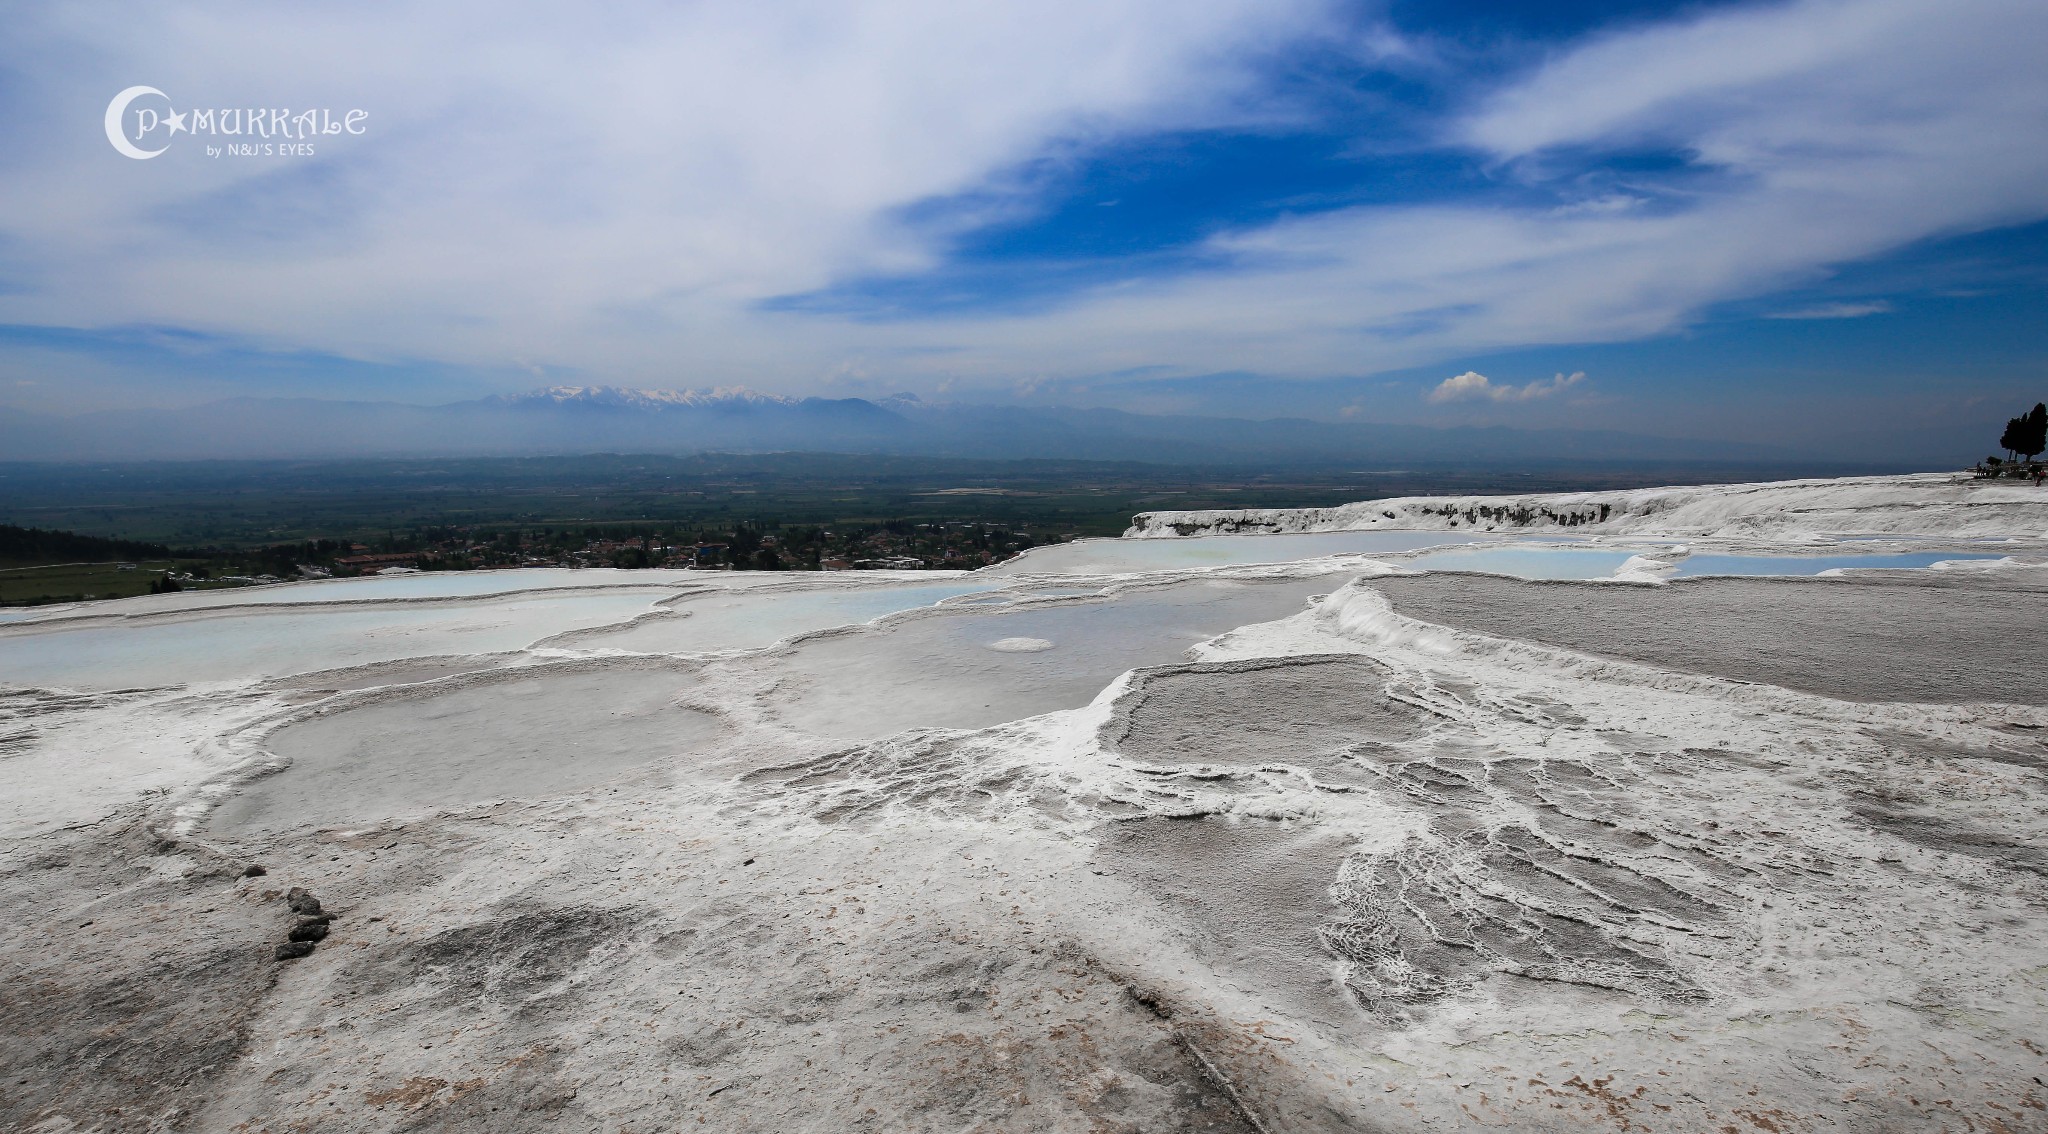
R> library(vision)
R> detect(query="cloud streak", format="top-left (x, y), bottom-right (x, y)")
top-left (1767, 301), bottom-right (1893, 320)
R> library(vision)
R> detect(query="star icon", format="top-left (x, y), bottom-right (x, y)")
top-left (164, 109), bottom-right (187, 136)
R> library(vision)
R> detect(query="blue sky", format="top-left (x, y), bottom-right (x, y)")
top-left (1, 0), bottom-right (2044, 460)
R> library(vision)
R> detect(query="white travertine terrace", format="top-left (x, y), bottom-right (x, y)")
top-left (3, 472), bottom-right (2044, 1132)
top-left (1129, 470), bottom-right (2048, 542)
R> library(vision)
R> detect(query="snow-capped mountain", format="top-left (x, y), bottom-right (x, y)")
top-left (492, 385), bottom-right (798, 411)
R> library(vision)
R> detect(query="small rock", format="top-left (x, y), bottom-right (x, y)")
top-left (275, 941), bottom-right (316, 961)
top-left (286, 887), bottom-right (323, 915)
top-left (242, 864), bottom-right (267, 878)
top-left (289, 919), bottom-right (330, 943)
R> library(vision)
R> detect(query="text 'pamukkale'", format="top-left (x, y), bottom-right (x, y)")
top-left (131, 107), bottom-right (367, 140)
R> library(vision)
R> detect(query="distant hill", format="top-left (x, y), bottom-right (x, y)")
top-left (0, 384), bottom-right (1799, 466)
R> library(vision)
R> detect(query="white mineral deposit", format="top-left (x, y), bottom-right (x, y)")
top-left (5, 474), bottom-right (2046, 1131)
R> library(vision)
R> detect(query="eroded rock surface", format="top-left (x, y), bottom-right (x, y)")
top-left (1370, 572), bottom-right (2048, 704)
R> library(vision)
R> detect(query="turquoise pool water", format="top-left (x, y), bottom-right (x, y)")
top-left (1401, 546), bottom-right (2005, 581)
top-left (1670, 552), bottom-right (2005, 576)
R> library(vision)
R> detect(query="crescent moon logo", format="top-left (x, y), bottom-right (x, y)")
top-left (105, 86), bottom-right (169, 160)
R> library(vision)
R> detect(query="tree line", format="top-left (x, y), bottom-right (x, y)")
top-left (0, 524), bottom-right (171, 567)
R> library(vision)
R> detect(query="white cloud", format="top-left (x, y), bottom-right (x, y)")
top-left (1767, 301), bottom-right (1893, 320)
top-left (0, 1), bottom-right (1336, 386)
top-left (1427, 370), bottom-right (1584, 404)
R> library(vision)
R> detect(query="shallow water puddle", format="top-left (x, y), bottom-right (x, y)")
top-left (746, 576), bottom-right (1343, 739)
top-left (1402, 546), bottom-right (1639, 580)
top-left (209, 667), bottom-right (722, 834)
top-left (0, 591), bottom-right (664, 691)
top-left (994, 530), bottom-right (1487, 574)
top-left (1402, 546), bottom-right (2005, 581)
top-left (1669, 551), bottom-right (2005, 576)
top-left (554, 580), bottom-right (1008, 655)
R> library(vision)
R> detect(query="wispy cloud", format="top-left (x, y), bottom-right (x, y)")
top-left (1427, 370), bottom-right (1585, 404)
top-left (1767, 301), bottom-right (1894, 320)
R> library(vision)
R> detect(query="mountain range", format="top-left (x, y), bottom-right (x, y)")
top-left (0, 384), bottom-right (1807, 466)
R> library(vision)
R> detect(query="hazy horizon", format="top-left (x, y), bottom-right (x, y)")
top-left (0, 379), bottom-right (1966, 467)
